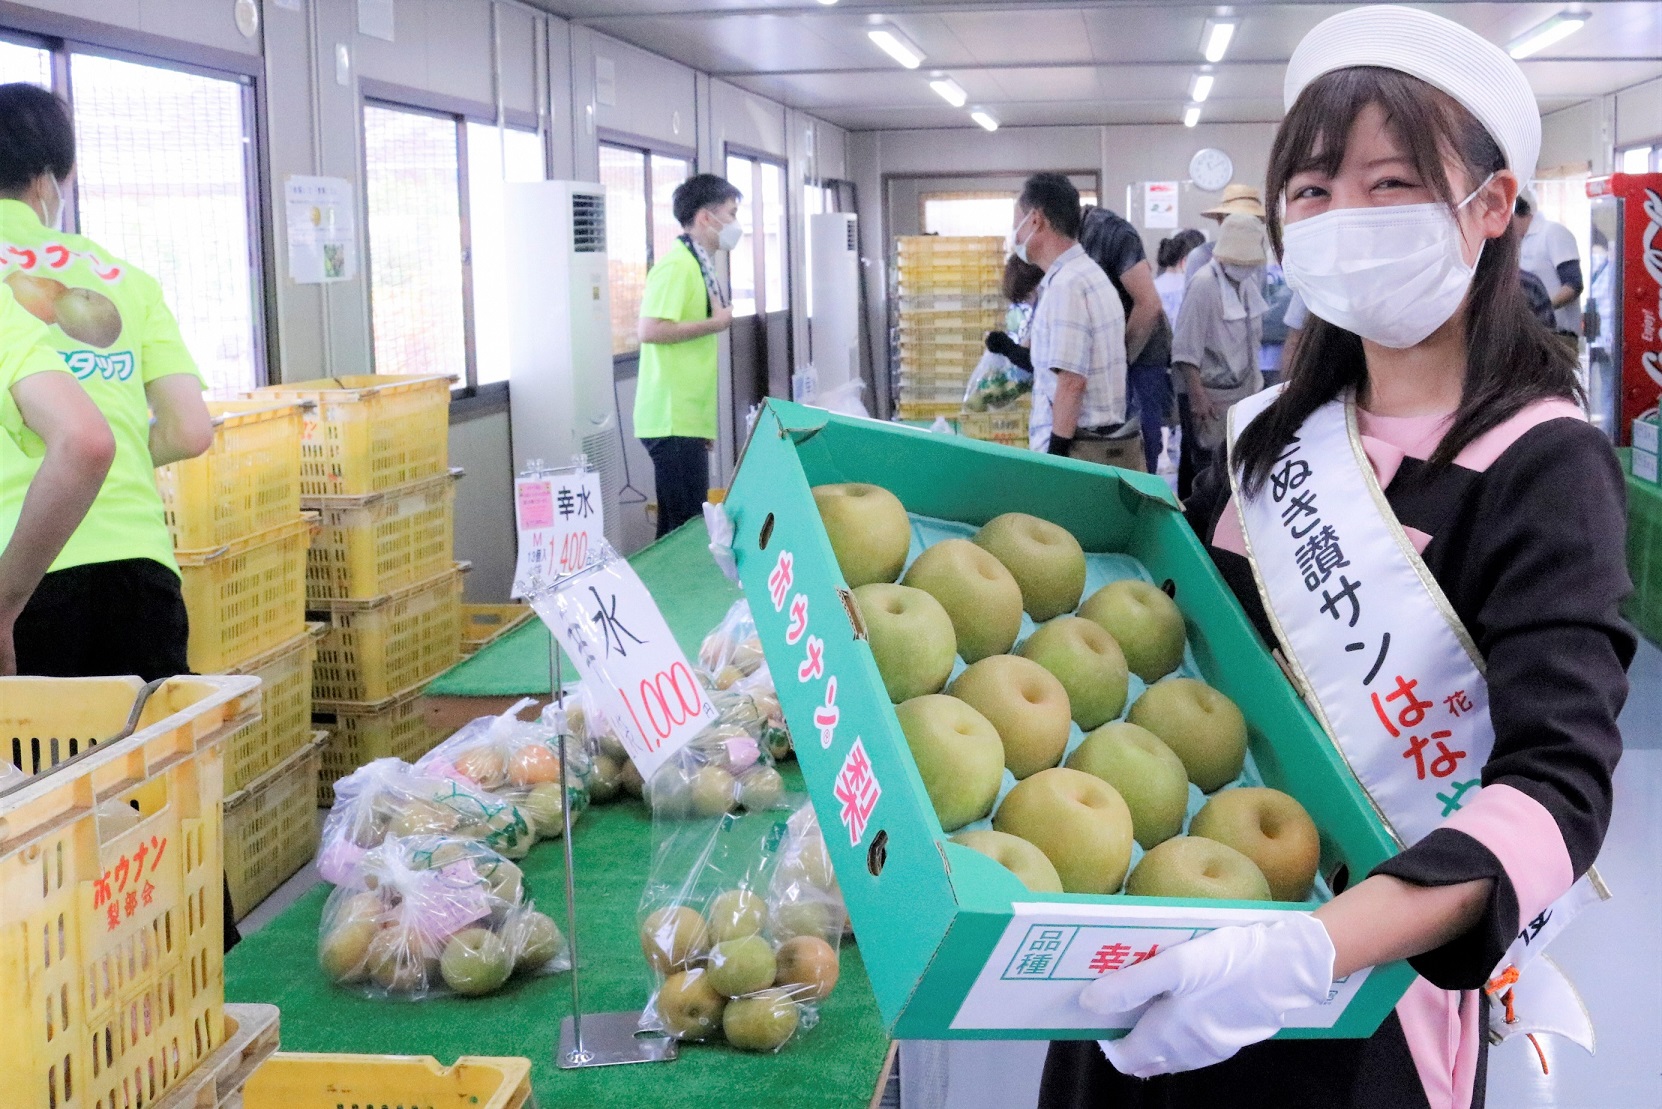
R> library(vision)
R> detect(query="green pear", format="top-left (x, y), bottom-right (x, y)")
top-left (1065, 722), bottom-right (1190, 848)
top-left (813, 482), bottom-right (911, 587)
top-left (1189, 787), bottom-right (1321, 902)
top-left (1127, 678), bottom-right (1248, 792)
top-left (656, 968), bottom-right (726, 1040)
top-left (722, 988), bottom-right (800, 1051)
top-left (706, 934), bottom-right (778, 998)
top-left (1078, 579), bottom-right (1187, 682)
top-left (949, 654), bottom-right (1072, 779)
top-left (950, 829), bottom-right (1064, 893)
top-left (972, 513), bottom-right (1086, 621)
top-left (641, 905), bottom-right (708, 972)
top-left (895, 694), bottom-right (1005, 832)
top-left (993, 767), bottom-right (1134, 895)
top-left (1126, 836), bottom-right (1272, 901)
top-left (1018, 617), bottom-right (1129, 730)
top-left (854, 583), bottom-right (957, 702)
top-left (706, 888), bottom-right (767, 942)
top-left (689, 764), bottom-right (738, 818)
top-left (901, 539), bottom-right (1024, 662)
top-left (439, 927), bottom-right (513, 996)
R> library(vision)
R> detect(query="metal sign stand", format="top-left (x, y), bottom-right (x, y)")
top-left (521, 458), bottom-right (677, 1070)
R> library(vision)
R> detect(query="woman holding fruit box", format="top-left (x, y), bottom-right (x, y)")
top-left (1040, 7), bottom-right (1632, 1109)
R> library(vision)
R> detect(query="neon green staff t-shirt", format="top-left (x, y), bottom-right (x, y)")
top-left (0, 198), bottom-right (204, 576)
top-left (0, 281), bottom-right (76, 453)
top-left (633, 240), bottom-right (718, 440)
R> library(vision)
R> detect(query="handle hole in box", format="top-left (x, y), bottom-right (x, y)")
top-left (758, 513), bottom-right (775, 550)
top-left (1328, 863), bottom-right (1350, 895)
top-left (1161, 578), bottom-right (1176, 598)
top-left (867, 829), bottom-right (888, 876)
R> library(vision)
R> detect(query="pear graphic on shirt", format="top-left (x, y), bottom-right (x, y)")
top-left (4, 270), bottom-right (123, 347)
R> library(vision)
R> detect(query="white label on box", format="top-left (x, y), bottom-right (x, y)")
top-left (1634, 447), bottom-right (1659, 484)
top-left (512, 470), bottom-right (605, 599)
top-left (1633, 417), bottom-right (1659, 457)
top-left (949, 901), bottom-right (1369, 1032)
top-left (535, 555), bottom-right (715, 782)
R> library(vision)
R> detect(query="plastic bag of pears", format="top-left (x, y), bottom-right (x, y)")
top-left (317, 834), bottom-right (569, 1001)
top-left (569, 683), bottom-right (636, 803)
top-left (637, 796), bottom-right (845, 1052)
top-left (697, 598), bottom-right (768, 689)
top-left (699, 601), bottom-right (792, 761)
top-left (415, 697), bottom-right (591, 840)
top-left (317, 758), bottom-right (536, 887)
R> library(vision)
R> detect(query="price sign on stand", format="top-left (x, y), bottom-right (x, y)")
top-left (534, 553), bottom-right (715, 782)
top-left (512, 469), bottom-right (605, 598)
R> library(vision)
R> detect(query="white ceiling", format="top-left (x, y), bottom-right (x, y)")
top-left (529, 1), bottom-right (1662, 131)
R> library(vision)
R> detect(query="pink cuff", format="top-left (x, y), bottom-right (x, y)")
top-left (1440, 783), bottom-right (1573, 931)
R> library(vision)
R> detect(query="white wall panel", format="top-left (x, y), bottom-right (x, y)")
top-left (1617, 77), bottom-right (1662, 149)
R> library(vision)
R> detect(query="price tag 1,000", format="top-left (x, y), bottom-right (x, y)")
top-left (536, 554), bottom-right (715, 781)
top-left (511, 470), bottom-right (605, 598)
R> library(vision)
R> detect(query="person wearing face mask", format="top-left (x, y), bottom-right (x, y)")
top-left (635, 173), bottom-right (742, 538)
top-left (1009, 173), bottom-right (1140, 467)
top-left (1040, 8), bottom-right (1631, 1109)
top-left (0, 83), bottom-right (211, 681)
top-left (1170, 212), bottom-right (1268, 491)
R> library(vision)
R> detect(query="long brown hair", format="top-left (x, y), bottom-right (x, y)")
top-left (1234, 67), bottom-right (1579, 495)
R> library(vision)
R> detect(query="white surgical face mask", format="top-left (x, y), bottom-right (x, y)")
top-left (1010, 210), bottom-right (1038, 265)
top-left (716, 216), bottom-right (743, 252)
top-left (1221, 262), bottom-right (1260, 284)
top-left (35, 174), bottom-right (65, 230)
top-left (1281, 175), bottom-right (1493, 349)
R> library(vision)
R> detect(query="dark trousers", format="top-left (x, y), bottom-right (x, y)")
top-left (1176, 394), bottom-right (1218, 501)
top-left (12, 558), bottom-right (241, 951)
top-left (1128, 363), bottom-right (1172, 473)
top-left (643, 436), bottom-right (710, 539)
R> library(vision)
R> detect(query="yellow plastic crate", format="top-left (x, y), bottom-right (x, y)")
top-left (152, 1004), bottom-right (280, 1109)
top-left (896, 234), bottom-right (1004, 258)
top-left (178, 515), bottom-right (315, 674)
top-left (0, 674), bottom-right (261, 1109)
top-left (899, 308), bottom-right (1006, 334)
top-left (897, 292), bottom-right (1006, 313)
top-left (220, 623), bottom-right (325, 793)
top-left (460, 603), bottom-right (535, 656)
top-left (959, 403), bottom-right (1033, 447)
top-left (313, 687), bottom-right (444, 805)
top-left (224, 733), bottom-right (323, 921)
top-left (304, 471), bottom-right (458, 601)
top-left (896, 399), bottom-right (964, 420)
top-left (247, 375), bottom-right (452, 497)
top-left (157, 401), bottom-right (305, 552)
top-left (243, 1054), bottom-right (532, 1109)
top-left (311, 564), bottom-right (464, 703)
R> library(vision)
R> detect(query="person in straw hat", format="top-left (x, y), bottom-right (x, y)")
top-left (1044, 7), bottom-right (1631, 1108)
top-left (1183, 182), bottom-right (1269, 287)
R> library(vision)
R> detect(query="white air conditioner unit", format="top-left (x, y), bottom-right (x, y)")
top-left (503, 180), bottom-right (623, 549)
top-left (806, 212), bottom-right (860, 399)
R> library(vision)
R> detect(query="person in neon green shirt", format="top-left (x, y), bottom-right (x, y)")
top-left (0, 83), bottom-right (213, 680)
top-left (635, 173), bottom-right (742, 538)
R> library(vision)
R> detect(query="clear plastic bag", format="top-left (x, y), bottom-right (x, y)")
top-left (637, 795), bottom-right (844, 1052)
top-left (697, 599), bottom-right (768, 689)
top-left (569, 683), bottom-right (630, 804)
top-left (317, 834), bottom-right (569, 1001)
top-left (317, 758), bottom-right (537, 886)
top-left (415, 697), bottom-right (591, 839)
top-left (962, 349), bottom-right (1033, 413)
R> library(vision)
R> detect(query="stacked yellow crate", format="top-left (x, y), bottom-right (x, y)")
top-left (248, 375), bottom-right (459, 804)
top-left (894, 235), bottom-right (1007, 421)
top-left (157, 400), bottom-right (324, 920)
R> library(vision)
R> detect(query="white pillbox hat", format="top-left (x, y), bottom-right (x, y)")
top-left (1284, 5), bottom-right (1541, 187)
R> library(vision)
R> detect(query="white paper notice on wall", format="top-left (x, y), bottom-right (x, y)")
top-left (357, 0), bottom-right (395, 41)
top-left (511, 469), bottom-right (606, 600)
top-left (529, 552), bottom-right (716, 782)
top-left (1144, 181), bottom-right (1179, 230)
top-left (284, 176), bottom-right (357, 284)
top-left (595, 56), bottom-right (617, 107)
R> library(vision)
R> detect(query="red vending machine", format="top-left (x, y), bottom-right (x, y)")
top-left (1587, 172), bottom-right (1662, 444)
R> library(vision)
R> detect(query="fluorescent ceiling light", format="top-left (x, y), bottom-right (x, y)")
top-left (1183, 105), bottom-right (1202, 128)
top-left (970, 110), bottom-right (999, 132)
top-left (817, 0), bottom-right (839, 5)
top-left (1190, 73), bottom-right (1214, 103)
top-left (930, 77), bottom-right (967, 108)
top-left (1507, 10), bottom-right (1588, 59)
top-left (1201, 18), bottom-right (1236, 63)
top-left (868, 24), bottom-right (924, 69)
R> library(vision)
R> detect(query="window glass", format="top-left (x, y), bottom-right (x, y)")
top-left (1619, 146), bottom-right (1653, 174)
top-left (364, 104), bottom-right (466, 381)
top-left (0, 39), bottom-right (50, 86)
top-left (922, 189), bottom-right (1097, 239)
top-left (599, 144), bottom-right (648, 356)
top-left (650, 153), bottom-right (690, 265)
top-left (726, 155), bottom-right (756, 316)
top-left (466, 123), bottom-right (544, 387)
top-left (70, 53), bottom-right (260, 395)
top-left (761, 160), bottom-right (786, 314)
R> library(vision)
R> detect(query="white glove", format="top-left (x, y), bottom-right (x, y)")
top-left (1079, 914), bottom-right (1335, 1078)
top-left (703, 500), bottom-right (740, 585)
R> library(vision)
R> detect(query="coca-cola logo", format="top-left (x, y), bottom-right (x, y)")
top-left (1645, 189), bottom-right (1662, 288)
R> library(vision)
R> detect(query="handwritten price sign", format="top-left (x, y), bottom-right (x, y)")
top-left (512, 470), bottom-right (604, 598)
top-left (530, 552), bottom-right (715, 781)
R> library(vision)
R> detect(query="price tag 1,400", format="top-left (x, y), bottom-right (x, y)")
top-left (535, 555), bottom-right (715, 781)
top-left (511, 470), bottom-right (605, 599)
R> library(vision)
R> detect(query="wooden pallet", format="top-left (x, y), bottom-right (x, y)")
top-left (154, 1003), bottom-right (281, 1109)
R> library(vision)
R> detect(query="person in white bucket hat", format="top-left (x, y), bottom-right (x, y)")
top-left (1041, 7), bottom-right (1631, 1108)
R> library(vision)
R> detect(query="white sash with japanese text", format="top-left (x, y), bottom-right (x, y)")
top-left (1225, 387), bottom-right (1601, 987)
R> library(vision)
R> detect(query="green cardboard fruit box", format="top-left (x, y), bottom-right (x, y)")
top-left (726, 399), bottom-right (1414, 1040)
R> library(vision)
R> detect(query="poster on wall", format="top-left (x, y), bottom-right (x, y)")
top-left (284, 176), bottom-right (357, 284)
top-left (1144, 181), bottom-right (1179, 229)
